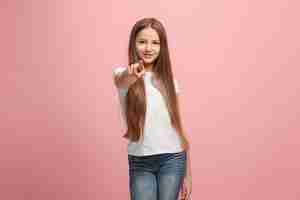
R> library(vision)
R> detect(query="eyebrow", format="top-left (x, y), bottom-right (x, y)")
top-left (137, 39), bottom-right (160, 42)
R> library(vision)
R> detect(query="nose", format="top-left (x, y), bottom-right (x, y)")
top-left (145, 43), bottom-right (153, 51)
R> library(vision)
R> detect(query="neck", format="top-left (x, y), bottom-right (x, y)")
top-left (144, 63), bottom-right (153, 72)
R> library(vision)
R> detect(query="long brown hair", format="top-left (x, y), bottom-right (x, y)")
top-left (123, 18), bottom-right (190, 151)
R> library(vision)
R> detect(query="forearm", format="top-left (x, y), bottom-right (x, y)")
top-left (186, 149), bottom-right (192, 177)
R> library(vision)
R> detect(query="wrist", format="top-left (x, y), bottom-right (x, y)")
top-left (185, 172), bottom-right (192, 178)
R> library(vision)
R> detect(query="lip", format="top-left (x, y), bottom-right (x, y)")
top-left (143, 54), bottom-right (154, 58)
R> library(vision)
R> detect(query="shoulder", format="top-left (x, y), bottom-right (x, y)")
top-left (112, 66), bottom-right (129, 97)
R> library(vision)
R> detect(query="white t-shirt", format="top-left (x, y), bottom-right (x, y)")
top-left (113, 66), bottom-right (183, 156)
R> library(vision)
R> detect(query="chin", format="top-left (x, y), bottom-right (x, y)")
top-left (142, 58), bottom-right (157, 64)
top-left (143, 60), bottom-right (153, 64)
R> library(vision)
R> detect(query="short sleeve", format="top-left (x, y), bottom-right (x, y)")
top-left (113, 66), bottom-right (127, 77)
top-left (174, 79), bottom-right (180, 94)
top-left (113, 66), bottom-right (128, 97)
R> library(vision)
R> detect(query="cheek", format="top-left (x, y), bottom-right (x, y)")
top-left (135, 45), bottom-right (143, 53)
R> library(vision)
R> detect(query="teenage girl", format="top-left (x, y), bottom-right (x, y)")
top-left (113, 18), bottom-right (192, 200)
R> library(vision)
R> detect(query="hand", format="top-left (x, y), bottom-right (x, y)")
top-left (179, 175), bottom-right (192, 200)
top-left (127, 60), bottom-right (145, 79)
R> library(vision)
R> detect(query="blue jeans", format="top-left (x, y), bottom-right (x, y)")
top-left (128, 151), bottom-right (187, 200)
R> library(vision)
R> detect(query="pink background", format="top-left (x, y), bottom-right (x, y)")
top-left (4, 0), bottom-right (300, 199)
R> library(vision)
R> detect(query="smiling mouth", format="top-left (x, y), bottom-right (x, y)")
top-left (143, 54), bottom-right (153, 58)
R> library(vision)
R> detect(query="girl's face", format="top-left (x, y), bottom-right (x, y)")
top-left (135, 27), bottom-right (161, 66)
